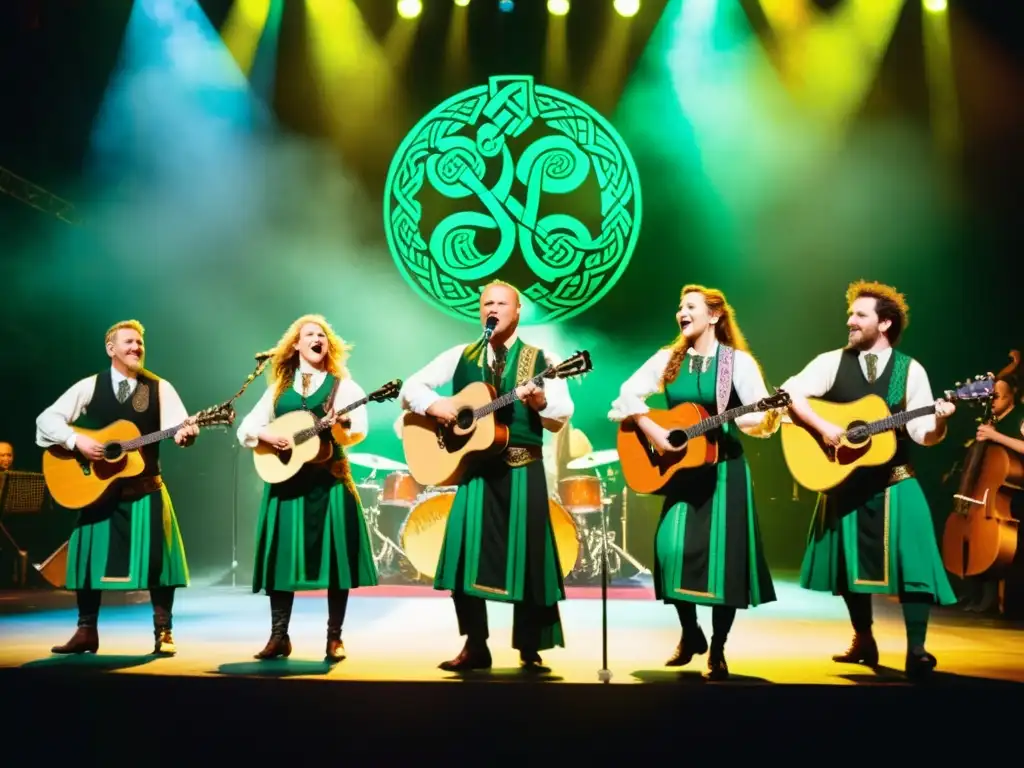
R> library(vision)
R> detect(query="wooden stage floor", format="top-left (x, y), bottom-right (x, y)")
top-left (3, 578), bottom-right (1023, 761)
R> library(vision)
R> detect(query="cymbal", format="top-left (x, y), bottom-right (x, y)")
top-left (347, 453), bottom-right (408, 471)
top-left (566, 449), bottom-right (619, 470)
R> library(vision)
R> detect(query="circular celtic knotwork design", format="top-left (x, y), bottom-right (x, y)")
top-left (383, 75), bottom-right (642, 324)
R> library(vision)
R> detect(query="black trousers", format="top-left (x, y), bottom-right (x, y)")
top-left (75, 587), bottom-right (175, 629)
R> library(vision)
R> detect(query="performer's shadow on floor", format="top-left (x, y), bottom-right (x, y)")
top-left (441, 667), bottom-right (565, 682)
top-left (629, 669), bottom-right (772, 685)
top-left (21, 655), bottom-right (160, 673)
top-left (213, 660), bottom-right (337, 677)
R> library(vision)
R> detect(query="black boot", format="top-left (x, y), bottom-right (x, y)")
top-left (704, 637), bottom-right (729, 681)
top-left (326, 588), bottom-right (348, 663)
top-left (255, 591), bottom-right (293, 660)
top-left (151, 587), bottom-right (176, 656)
top-left (666, 625), bottom-right (708, 667)
top-left (832, 632), bottom-right (879, 667)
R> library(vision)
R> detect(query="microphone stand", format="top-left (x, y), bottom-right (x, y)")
top-left (220, 354), bottom-right (273, 589)
top-left (597, 490), bottom-right (612, 683)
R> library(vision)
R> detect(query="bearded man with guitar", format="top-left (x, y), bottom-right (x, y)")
top-left (35, 319), bottom-right (199, 656)
top-left (398, 281), bottom-right (578, 672)
top-left (781, 281), bottom-right (959, 679)
top-left (611, 285), bottom-right (784, 680)
top-left (236, 314), bottom-right (380, 662)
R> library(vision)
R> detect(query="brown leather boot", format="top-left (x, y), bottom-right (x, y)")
top-left (254, 602), bottom-right (292, 660)
top-left (832, 632), bottom-right (879, 667)
top-left (439, 640), bottom-right (492, 671)
top-left (51, 626), bottom-right (99, 655)
top-left (666, 626), bottom-right (708, 667)
top-left (703, 638), bottom-right (729, 681)
top-left (153, 628), bottom-right (177, 656)
top-left (325, 631), bottom-right (346, 663)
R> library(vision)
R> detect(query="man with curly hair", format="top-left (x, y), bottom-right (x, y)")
top-left (781, 281), bottom-right (958, 679)
top-left (36, 319), bottom-right (198, 656)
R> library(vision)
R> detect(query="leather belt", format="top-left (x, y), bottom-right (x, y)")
top-left (888, 465), bottom-right (914, 485)
top-left (503, 445), bottom-right (542, 467)
top-left (120, 474), bottom-right (163, 500)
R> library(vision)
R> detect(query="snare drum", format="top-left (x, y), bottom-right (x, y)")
top-left (558, 475), bottom-right (603, 513)
top-left (400, 491), bottom-right (579, 579)
top-left (382, 471), bottom-right (423, 507)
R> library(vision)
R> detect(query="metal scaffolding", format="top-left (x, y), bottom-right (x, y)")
top-left (0, 165), bottom-right (81, 225)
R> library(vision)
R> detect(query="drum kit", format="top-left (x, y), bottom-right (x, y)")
top-left (347, 446), bottom-right (649, 584)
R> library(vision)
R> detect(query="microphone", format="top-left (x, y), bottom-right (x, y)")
top-left (254, 348), bottom-right (275, 362)
top-left (484, 315), bottom-right (498, 341)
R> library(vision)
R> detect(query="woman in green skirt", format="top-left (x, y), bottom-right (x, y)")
top-left (237, 314), bottom-right (378, 661)
top-left (609, 285), bottom-right (783, 680)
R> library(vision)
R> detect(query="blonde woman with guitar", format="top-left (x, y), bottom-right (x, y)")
top-left (36, 319), bottom-right (201, 657)
top-left (236, 314), bottom-right (380, 662)
top-left (780, 281), bottom-right (961, 680)
top-left (611, 285), bottom-right (785, 681)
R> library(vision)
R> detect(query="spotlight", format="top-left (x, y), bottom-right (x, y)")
top-left (613, 0), bottom-right (640, 16)
top-left (922, 0), bottom-right (946, 11)
top-left (397, 0), bottom-right (422, 18)
top-left (498, 0), bottom-right (513, 12)
top-left (454, 0), bottom-right (470, 6)
top-left (547, 0), bottom-right (569, 14)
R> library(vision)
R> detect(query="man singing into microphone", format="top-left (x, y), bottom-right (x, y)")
top-left (398, 281), bottom-right (575, 672)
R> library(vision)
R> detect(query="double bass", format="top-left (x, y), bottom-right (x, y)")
top-left (942, 351), bottom-right (1024, 578)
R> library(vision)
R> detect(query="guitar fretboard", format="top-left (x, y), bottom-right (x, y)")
top-left (472, 373), bottom-right (547, 419)
top-left (293, 397), bottom-right (369, 445)
top-left (118, 425), bottom-right (184, 452)
top-left (681, 402), bottom-right (764, 439)
top-left (854, 404), bottom-right (936, 437)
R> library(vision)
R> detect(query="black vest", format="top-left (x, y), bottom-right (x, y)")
top-left (823, 348), bottom-right (912, 479)
top-left (78, 369), bottom-right (163, 477)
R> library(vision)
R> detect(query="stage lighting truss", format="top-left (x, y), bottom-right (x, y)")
top-left (0, 166), bottom-right (81, 225)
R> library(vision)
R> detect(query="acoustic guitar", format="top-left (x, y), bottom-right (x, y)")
top-left (401, 350), bottom-right (592, 487)
top-left (42, 400), bottom-right (236, 510)
top-left (617, 389), bottom-right (791, 495)
top-left (253, 379), bottom-right (401, 484)
top-left (781, 375), bottom-right (994, 492)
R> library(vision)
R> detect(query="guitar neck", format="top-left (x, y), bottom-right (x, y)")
top-left (119, 424), bottom-right (184, 451)
top-left (683, 402), bottom-right (762, 438)
top-left (859, 404), bottom-right (937, 437)
top-left (294, 397), bottom-right (369, 443)
top-left (473, 373), bottom-right (545, 419)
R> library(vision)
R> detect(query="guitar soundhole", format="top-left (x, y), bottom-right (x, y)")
top-left (455, 408), bottom-right (474, 431)
top-left (667, 430), bottom-right (688, 449)
top-left (102, 442), bottom-right (124, 461)
top-left (845, 421), bottom-right (870, 447)
top-left (277, 449), bottom-right (293, 464)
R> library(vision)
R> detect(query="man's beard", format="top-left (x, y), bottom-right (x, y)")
top-left (848, 328), bottom-right (878, 350)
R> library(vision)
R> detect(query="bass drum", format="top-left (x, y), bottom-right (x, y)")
top-left (400, 491), bottom-right (579, 580)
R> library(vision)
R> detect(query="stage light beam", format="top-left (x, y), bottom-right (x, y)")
top-left (397, 0), bottom-right (422, 19)
top-left (548, 0), bottom-right (570, 15)
top-left (923, 0), bottom-right (947, 12)
top-left (454, 0), bottom-right (470, 5)
top-left (614, 0), bottom-right (640, 17)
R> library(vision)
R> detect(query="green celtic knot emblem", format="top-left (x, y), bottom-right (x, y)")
top-left (383, 75), bottom-right (642, 324)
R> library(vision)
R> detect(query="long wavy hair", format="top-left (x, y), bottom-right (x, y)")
top-left (268, 315), bottom-right (351, 403)
top-left (661, 285), bottom-right (753, 387)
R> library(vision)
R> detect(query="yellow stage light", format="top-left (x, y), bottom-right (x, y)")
top-left (923, 0), bottom-right (947, 12)
top-left (454, 0), bottom-right (470, 6)
top-left (397, 0), bottom-right (422, 19)
top-left (613, 0), bottom-right (640, 17)
top-left (547, 0), bottom-right (570, 16)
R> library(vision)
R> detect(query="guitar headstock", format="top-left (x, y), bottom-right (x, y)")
top-left (759, 388), bottom-right (791, 410)
top-left (945, 374), bottom-right (995, 404)
top-left (369, 379), bottom-right (402, 403)
top-left (193, 401), bottom-right (236, 429)
top-left (545, 350), bottom-right (592, 380)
